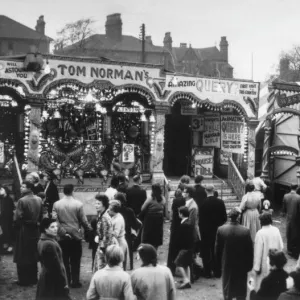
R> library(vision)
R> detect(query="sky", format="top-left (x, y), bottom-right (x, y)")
top-left (2, 0), bottom-right (300, 82)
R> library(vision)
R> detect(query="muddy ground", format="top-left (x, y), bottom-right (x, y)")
top-left (0, 211), bottom-right (298, 300)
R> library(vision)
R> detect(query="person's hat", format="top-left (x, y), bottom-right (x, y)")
top-left (205, 184), bottom-right (215, 192)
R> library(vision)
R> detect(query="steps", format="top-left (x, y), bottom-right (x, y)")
top-left (166, 177), bottom-right (241, 213)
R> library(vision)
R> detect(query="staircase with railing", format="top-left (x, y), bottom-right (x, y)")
top-left (228, 157), bottom-right (245, 202)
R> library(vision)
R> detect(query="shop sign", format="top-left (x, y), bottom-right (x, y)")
top-left (0, 61), bottom-right (34, 79)
top-left (192, 117), bottom-right (204, 131)
top-left (220, 149), bottom-right (232, 165)
top-left (117, 107), bottom-right (140, 113)
top-left (203, 113), bottom-right (220, 148)
top-left (221, 115), bottom-right (245, 154)
top-left (181, 106), bottom-right (197, 115)
top-left (193, 147), bottom-right (214, 178)
top-left (122, 144), bottom-right (135, 163)
top-left (0, 142), bottom-right (4, 164)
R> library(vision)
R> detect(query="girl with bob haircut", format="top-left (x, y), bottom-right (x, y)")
top-left (131, 244), bottom-right (176, 300)
top-left (87, 245), bottom-right (135, 300)
top-left (249, 249), bottom-right (288, 300)
top-left (36, 218), bottom-right (70, 300)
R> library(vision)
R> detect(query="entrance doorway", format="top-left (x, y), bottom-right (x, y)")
top-left (163, 102), bottom-right (191, 176)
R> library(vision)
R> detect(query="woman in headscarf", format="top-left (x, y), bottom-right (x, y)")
top-left (139, 183), bottom-right (165, 250)
top-left (108, 199), bottom-right (128, 270)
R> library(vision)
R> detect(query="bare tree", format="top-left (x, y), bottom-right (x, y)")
top-left (279, 45), bottom-right (300, 81)
top-left (54, 18), bottom-right (95, 54)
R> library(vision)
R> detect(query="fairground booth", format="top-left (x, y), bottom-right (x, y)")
top-left (0, 52), bottom-right (260, 210)
top-left (257, 80), bottom-right (300, 203)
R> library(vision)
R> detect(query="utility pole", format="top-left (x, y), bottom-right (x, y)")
top-left (140, 23), bottom-right (145, 63)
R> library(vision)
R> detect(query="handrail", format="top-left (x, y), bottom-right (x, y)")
top-left (12, 151), bottom-right (22, 200)
top-left (228, 157), bottom-right (245, 201)
top-left (163, 174), bottom-right (170, 220)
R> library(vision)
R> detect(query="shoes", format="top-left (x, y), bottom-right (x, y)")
top-left (70, 282), bottom-right (82, 288)
top-left (178, 282), bottom-right (191, 289)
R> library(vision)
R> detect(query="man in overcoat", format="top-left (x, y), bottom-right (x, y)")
top-left (13, 180), bottom-right (43, 286)
top-left (199, 184), bottom-right (227, 278)
top-left (282, 184), bottom-right (300, 258)
top-left (43, 171), bottom-right (60, 218)
top-left (215, 207), bottom-right (253, 300)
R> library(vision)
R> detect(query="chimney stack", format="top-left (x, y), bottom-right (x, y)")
top-left (105, 13), bottom-right (122, 42)
top-left (180, 43), bottom-right (187, 48)
top-left (219, 36), bottom-right (228, 62)
top-left (163, 32), bottom-right (172, 51)
top-left (279, 58), bottom-right (290, 79)
top-left (145, 36), bottom-right (152, 45)
top-left (35, 15), bottom-right (45, 35)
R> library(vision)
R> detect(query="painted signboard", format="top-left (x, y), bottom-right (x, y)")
top-left (202, 112), bottom-right (220, 148)
top-left (192, 147), bottom-right (214, 178)
top-left (221, 115), bottom-right (245, 154)
top-left (122, 144), bottom-right (135, 163)
top-left (191, 117), bottom-right (204, 131)
top-left (0, 58), bottom-right (163, 94)
top-left (220, 149), bottom-right (232, 165)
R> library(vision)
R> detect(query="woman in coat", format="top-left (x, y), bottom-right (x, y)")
top-left (36, 218), bottom-right (70, 300)
top-left (249, 249), bottom-right (288, 300)
top-left (253, 212), bottom-right (284, 290)
top-left (167, 183), bottom-right (186, 274)
top-left (87, 244), bottom-right (135, 300)
top-left (93, 193), bottom-right (115, 272)
top-left (0, 186), bottom-right (14, 253)
top-left (139, 183), bottom-right (165, 250)
top-left (239, 181), bottom-right (261, 242)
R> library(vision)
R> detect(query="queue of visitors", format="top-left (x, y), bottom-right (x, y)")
top-left (1, 169), bottom-right (300, 300)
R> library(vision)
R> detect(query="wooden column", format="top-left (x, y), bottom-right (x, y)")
top-left (247, 119), bottom-right (259, 179)
top-left (261, 118), bottom-right (272, 181)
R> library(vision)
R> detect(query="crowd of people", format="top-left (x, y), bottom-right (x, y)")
top-left (1, 168), bottom-right (300, 299)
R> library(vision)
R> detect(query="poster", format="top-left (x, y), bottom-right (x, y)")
top-left (191, 117), bottom-right (204, 131)
top-left (220, 149), bottom-right (232, 165)
top-left (0, 142), bottom-right (4, 164)
top-left (192, 147), bottom-right (214, 178)
top-left (221, 115), bottom-right (245, 154)
top-left (122, 144), bottom-right (135, 163)
top-left (202, 113), bottom-right (220, 147)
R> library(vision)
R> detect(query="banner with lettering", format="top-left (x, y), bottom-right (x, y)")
top-left (192, 147), bottom-right (214, 178)
top-left (221, 115), bottom-right (245, 154)
top-left (202, 113), bottom-right (220, 148)
top-left (122, 144), bottom-right (135, 163)
top-left (165, 75), bottom-right (259, 118)
top-left (220, 149), bottom-right (232, 165)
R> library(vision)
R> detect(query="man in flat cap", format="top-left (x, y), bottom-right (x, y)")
top-left (215, 207), bottom-right (253, 300)
top-left (199, 184), bottom-right (227, 278)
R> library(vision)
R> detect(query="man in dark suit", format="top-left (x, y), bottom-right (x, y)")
top-left (126, 174), bottom-right (147, 217)
top-left (282, 184), bottom-right (300, 258)
top-left (175, 206), bottom-right (194, 289)
top-left (194, 175), bottom-right (207, 213)
top-left (199, 184), bottom-right (227, 278)
top-left (215, 207), bottom-right (253, 300)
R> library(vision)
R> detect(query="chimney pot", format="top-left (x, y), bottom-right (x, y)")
top-left (35, 15), bottom-right (45, 35)
top-left (105, 13), bottom-right (122, 42)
